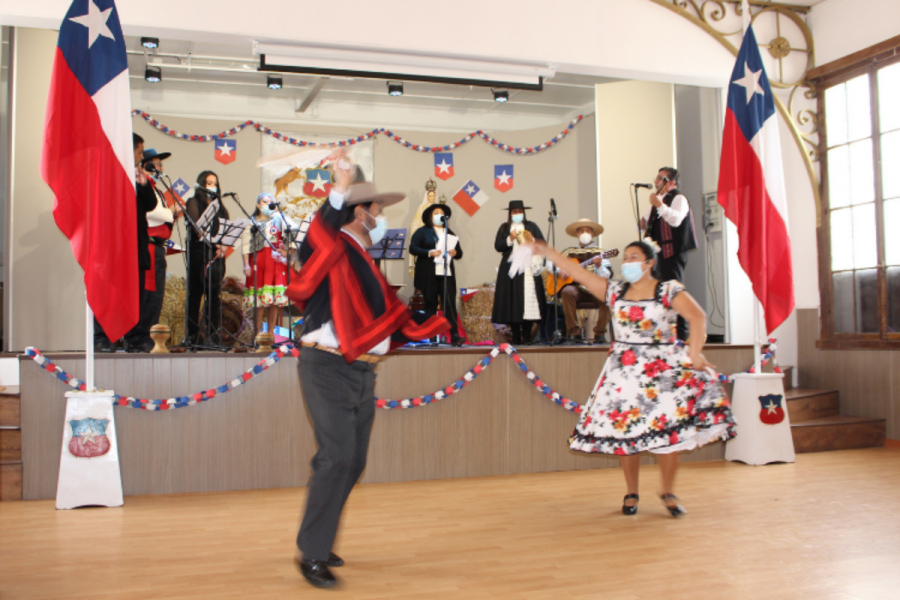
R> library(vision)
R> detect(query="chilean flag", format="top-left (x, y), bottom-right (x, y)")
top-left (494, 165), bottom-right (513, 192)
top-left (41, 0), bottom-right (138, 342)
top-left (716, 24), bottom-right (795, 334)
top-left (452, 180), bottom-right (490, 216)
top-left (215, 139), bottom-right (236, 165)
top-left (164, 176), bottom-right (191, 208)
top-left (434, 152), bottom-right (454, 181)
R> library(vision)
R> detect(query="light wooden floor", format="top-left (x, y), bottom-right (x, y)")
top-left (2, 449), bottom-right (899, 600)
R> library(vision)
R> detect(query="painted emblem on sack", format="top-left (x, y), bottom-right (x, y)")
top-left (758, 394), bottom-right (785, 425)
top-left (68, 418), bottom-right (111, 458)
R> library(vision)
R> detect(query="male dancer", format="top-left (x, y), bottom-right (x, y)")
top-left (286, 154), bottom-right (449, 588)
top-left (641, 167), bottom-right (697, 340)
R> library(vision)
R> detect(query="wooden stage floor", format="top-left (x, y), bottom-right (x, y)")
top-left (2, 448), bottom-right (899, 600)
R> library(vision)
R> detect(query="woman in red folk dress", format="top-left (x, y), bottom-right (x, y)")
top-left (534, 239), bottom-right (735, 517)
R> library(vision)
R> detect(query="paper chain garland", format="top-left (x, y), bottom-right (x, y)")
top-left (24, 339), bottom-right (778, 413)
top-left (24, 343), bottom-right (582, 413)
top-left (131, 111), bottom-right (583, 156)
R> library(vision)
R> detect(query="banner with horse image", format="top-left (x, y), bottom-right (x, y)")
top-left (259, 133), bottom-right (375, 222)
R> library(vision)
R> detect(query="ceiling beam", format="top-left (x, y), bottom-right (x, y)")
top-left (296, 77), bottom-right (330, 113)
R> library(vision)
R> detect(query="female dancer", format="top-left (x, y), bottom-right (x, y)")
top-left (409, 203), bottom-right (465, 346)
top-left (185, 170), bottom-right (229, 345)
top-left (241, 193), bottom-right (297, 335)
top-left (492, 200), bottom-right (546, 345)
top-left (533, 239), bottom-right (735, 516)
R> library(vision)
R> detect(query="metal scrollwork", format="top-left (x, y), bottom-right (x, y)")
top-left (649, 0), bottom-right (822, 225)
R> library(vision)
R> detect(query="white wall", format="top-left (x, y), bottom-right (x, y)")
top-left (810, 0), bottom-right (900, 64)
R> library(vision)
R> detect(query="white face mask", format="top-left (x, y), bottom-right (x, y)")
top-left (579, 233), bottom-right (593, 246)
top-left (363, 212), bottom-right (388, 245)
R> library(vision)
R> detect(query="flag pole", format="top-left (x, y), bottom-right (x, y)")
top-left (85, 295), bottom-right (95, 392)
top-left (753, 296), bottom-right (762, 375)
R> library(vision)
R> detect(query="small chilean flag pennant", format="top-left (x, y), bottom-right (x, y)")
top-left (215, 139), bottom-right (237, 165)
top-left (164, 177), bottom-right (191, 208)
top-left (494, 165), bottom-right (513, 192)
top-left (434, 152), bottom-right (454, 180)
top-left (452, 180), bottom-right (490, 216)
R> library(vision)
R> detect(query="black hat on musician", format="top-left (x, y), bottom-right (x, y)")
top-left (502, 200), bottom-right (532, 211)
top-left (422, 202), bottom-right (452, 226)
top-left (142, 148), bottom-right (171, 164)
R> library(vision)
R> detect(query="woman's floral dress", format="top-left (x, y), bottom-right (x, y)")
top-left (569, 280), bottom-right (736, 455)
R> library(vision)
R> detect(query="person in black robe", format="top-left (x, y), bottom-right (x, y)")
top-left (491, 200), bottom-right (546, 345)
top-left (409, 203), bottom-right (465, 346)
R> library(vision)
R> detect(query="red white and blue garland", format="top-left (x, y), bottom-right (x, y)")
top-left (131, 111), bottom-right (583, 156)
top-left (24, 339), bottom-right (778, 413)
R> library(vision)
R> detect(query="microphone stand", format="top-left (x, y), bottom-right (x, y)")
top-left (274, 202), bottom-right (300, 345)
top-left (441, 217), bottom-right (452, 346)
top-left (547, 201), bottom-right (563, 345)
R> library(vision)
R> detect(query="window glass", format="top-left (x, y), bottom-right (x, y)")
top-left (887, 267), bottom-right (900, 333)
top-left (849, 139), bottom-right (875, 205)
top-left (825, 84), bottom-right (849, 147)
top-left (852, 203), bottom-right (878, 269)
top-left (833, 272), bottom-right (855, 333)
top-left (885, 199), bottom-right (900, 266)
top-left (846, 75), bottom-right (872, 142)
top-left (881, 130), bottom-right (900, 200)
top-left (827, 145), bottom-right (850, 209)
top-left (830, 208), bottom-right (854, 271)
top-left (879, 61), bottom-right (900, 134)
top-left (855, 269), bottom-right (879, 333)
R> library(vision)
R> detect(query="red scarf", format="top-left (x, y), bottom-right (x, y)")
top-left (287, 215), bottom-right (449, 363)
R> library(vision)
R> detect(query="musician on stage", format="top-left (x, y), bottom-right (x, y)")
top-left (552, 218), bottom-right (612, 344)
top-left (286, 153), bottom-right (449, 588)
top-left (640, 167), bottom-right (698, 340)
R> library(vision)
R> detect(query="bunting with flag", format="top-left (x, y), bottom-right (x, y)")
top-left (41, 0), bottom-right (138, 342)
top-left (434, 152), bottom-right (454, 180)
top-left (214, 139), bottom-right (236, 164)
top-left (716, 24), bottom-right (794, 334)
top-left (494, 165), bottom-right (513, 192)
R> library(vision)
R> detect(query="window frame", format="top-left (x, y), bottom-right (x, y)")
top-left (813, 39), bottom-right (900, 350)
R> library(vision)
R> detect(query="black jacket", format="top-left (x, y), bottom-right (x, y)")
top-left (409, 225), bottom-right (464, 293)
top-left (491, 221), bottom-right (546, 324)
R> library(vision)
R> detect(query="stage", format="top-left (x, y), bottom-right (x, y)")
top-left (17, 344), bottom-right (756, 500)
top-left (1, 448), bottom-right (898, 599)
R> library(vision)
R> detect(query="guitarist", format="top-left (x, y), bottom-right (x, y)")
top-left (640, 167), bottom-right (698, 340)
top-left (554, 218), bottom-right (612, 344)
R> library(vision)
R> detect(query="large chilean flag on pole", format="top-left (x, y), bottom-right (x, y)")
top-left (41, 0), bottom-right (138, 342)
top-left (716, 24), bottom-right (795, 334)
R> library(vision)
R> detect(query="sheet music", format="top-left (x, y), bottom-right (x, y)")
top-left (434, 234), bottom-right (458, 276)
top-left (208, 217), bottom-right (247, 247)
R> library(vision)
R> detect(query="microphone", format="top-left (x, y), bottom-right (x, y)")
top-left (550, 197), bottom-right (558, 217)
top-left (221, 191), bottom-right (237, 198)
top-left (633, 183), bottom-right (653, 189)
top-left (268, 202), bottom-right (278, 211)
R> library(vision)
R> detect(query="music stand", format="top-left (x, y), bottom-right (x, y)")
top-left (368, 229), bottom-right (407, 279)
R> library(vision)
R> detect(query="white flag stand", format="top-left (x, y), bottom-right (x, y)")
top-left (724, 298), bottom-right (795, 465)
top-left (55, 300), bottom-right (124, 509)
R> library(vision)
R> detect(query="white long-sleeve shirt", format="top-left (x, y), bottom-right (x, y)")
top-left (643, 193), bottom-right (689, 228)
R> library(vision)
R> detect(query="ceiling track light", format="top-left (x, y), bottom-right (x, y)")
top-left (387, 81), bottom-right (404, 97)
top-left (145, 66), bottom-right (162, 83)
top-left (141, 37), bottom-right (159, 49)
top-left (267, 75), bottom-right (283, 90)
top-left (492, 88), bottom-right (509, 103)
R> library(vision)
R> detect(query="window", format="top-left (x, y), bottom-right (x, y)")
top-left (813, 38), bottom-right (900, 349)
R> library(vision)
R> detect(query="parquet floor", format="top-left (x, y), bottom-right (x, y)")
top-left (2, 448), bottom-right (899, 600)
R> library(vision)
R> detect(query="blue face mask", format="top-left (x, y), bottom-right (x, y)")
top-left (511, 214), bottom-right (524, 224)
top-left (364, 212), bottom-right (389, 245)
top-left (621, 261), bottom-right (648, 283)
top-left (432, 214), bottom-right (445, 226)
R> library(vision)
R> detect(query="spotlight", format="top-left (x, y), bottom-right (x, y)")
top-left (145, 66), bottom-right (161, 83)
top-left (141, 37), bottom-right (159, 49)
top-left (492, 89), bottom-right (509, 103)
top-left (267, 75), bottom-right (283, 90)
top-left (387, 81), bottom-right (404, 97)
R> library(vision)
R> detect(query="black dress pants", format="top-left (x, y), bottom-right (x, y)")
top-left (656, 252), bottom-right (689, 341)
top-left (297, 347), bottom-right (377, 561)
top-left (422, 277), bottom-right (460, 340)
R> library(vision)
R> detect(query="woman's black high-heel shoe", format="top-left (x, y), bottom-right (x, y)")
top-left (660, 493), bottom-right (686, 517)
top-left (622, 493), bottom-right (639, 515)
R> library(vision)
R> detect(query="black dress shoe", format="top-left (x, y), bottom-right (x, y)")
top-left (567, 334), bottom-right (585, 345)
top-left (660, 493), bottom-right (686, 517)
top-left (326, 552), bottom-right (344, 567)
top-left (622, 493), bottom-right (639, 515)
top-left (297, 558), bottom-right (337, 587)
top-left (94, 340), bottom-right (114, 353)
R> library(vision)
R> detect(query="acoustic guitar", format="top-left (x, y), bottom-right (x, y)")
top-left (545, 248), bottom-right (619, 297)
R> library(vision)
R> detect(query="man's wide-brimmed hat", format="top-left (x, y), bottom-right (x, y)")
top-left (566, 218), bottom-right (604, 237)
top-left (142, 148), bottom-right (171, 163)
top-left (422, 202), bottom-right (452, 224)
top-left (502, 200), bottom-right (532, 211)
top-left (344, 182), bottom-right (405, 207)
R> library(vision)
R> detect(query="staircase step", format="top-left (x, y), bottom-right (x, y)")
top-left (791, 415), bottom-right (886, 453)
top-left (785, 388), bottom-right (839, 423)
top-left (0, 461), bottom-right (23, 501)
top-left (0, 392), bottom-right (19, 428)
top-left (0, 428), bottom-right (21, 462)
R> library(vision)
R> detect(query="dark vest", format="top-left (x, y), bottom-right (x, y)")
top-left (648, 189), bottom-right (698, 260)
